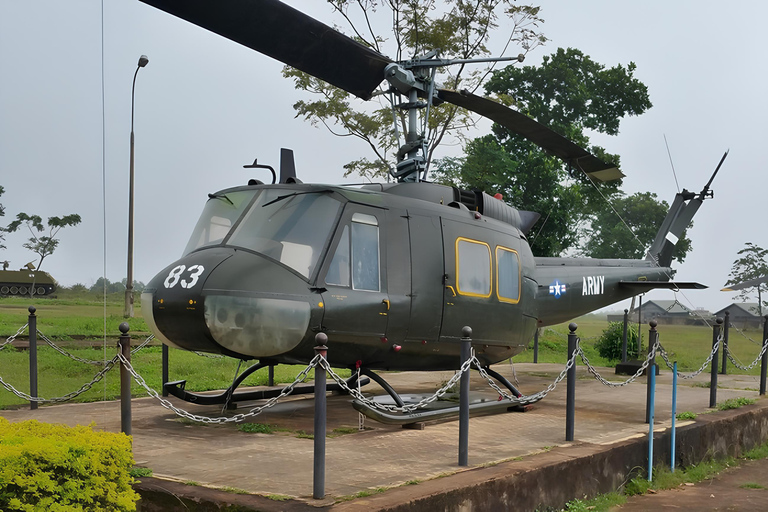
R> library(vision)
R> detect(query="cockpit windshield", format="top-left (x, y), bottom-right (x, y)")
top-left (183, 188), bottom-right (342, 280)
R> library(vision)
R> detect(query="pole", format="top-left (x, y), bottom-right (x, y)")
top-left (533, 328), bottom-right (539, 364)
top-left (721, 311), bottom-right (729, 374)
top-left (268, 364), bottom-right (275, 386)
top-left (28, 306), bottom-right (38, 411)
top-left (648, 361), bottom-right (656, 481)
top-left (710, 317), bottom-right (722, 408)
top-left (645, 321), bottom-right (658, 424)
top-left (671, 361), bottom-right (678, 473)
top-left (565, 322), bottom-right (577, 442)
top-left (760, 316), bottom-right (768, 396)
top-left (161, 344), bottom-right (169, 397)
top-left (313, 333), bottom-right (328, 500)
top-left (119, 322), bottom-right (132, 435)
top-left (621, 308), bottom-right (629, 362)
top-left (124, 55), bottom-right (148, 318)
top-left (459, 326), bottom-right (472, 466)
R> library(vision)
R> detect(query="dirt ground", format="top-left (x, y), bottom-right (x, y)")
top-left (613, 457), bottom-right (768, 511)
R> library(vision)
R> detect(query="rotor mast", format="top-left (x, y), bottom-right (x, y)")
top-left (384, 52), bottom-right (525, 183)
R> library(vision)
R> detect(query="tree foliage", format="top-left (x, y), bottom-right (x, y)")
top-left (433, 47), bottom-right (653, 257)
top-left (5, 212), bottom-right (82, 271)
top-left (581, 191), bottom-right (692, 263)
top-left (725, 242), bottom-right (768, 315)
top-left (283, 0), bottom-right (546, 179)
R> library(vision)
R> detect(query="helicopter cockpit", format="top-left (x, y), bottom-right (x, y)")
top-left (182, 187), bottom-right (342, 280)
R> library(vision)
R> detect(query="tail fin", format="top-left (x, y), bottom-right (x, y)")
top-left (647, 151), bottom-right (728, 267)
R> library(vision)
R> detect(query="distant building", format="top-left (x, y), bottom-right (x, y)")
top-left (714, 303), bottom-right (763, 329)
top-left (608, 299), bottom-right (709, 325)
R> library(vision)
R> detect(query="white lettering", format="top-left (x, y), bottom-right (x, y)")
top-left (582, 275), bottom-right (606, 296)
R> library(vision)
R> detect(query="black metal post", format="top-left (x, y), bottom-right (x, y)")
top-left (161, 344), bottom-right (169, 397)
top-left (459, 326), bottom-right (472, 467)
top-left (533, 328), bottom-right (539, 364)
top-left (268, 365), bottom-right (275, 386)
top-left (565, 323), bottom-right (577, 442)
top-left (760, 316), bottom-right (768, 396)
top-left (721, 311), bottom-right (729, 375)
top-left (313, 333), bottom-right (328, 500)
top-left (119, 322), bottom-right (132, 435)
top-left (621, 309), bottom-right (629, 362)
top-left (28, 306), bottom-right (38, 411)
top-left (710, 318), bottom-right (722, 408)
top-left (645, 320), bottom-right (658, 424)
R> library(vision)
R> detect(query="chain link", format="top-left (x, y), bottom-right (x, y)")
top-left (724, 340), bottom-right (768, 371)
top-left (1, 323), bottom-right (29, 351)
top-left (657, 335), bottom-right (721, 379)
top-left (193, 350), bottom-right (225, 359)
top-left (579, 338), bottom-right (659, 387)
top-left (729, 323), bottom-right (763, 345)
top-left (0, 354), bottom-right (120, 403)
top-left (36, 330), bottom-right (106, 366)
top-left (116, 344), bottom-right (321, 424)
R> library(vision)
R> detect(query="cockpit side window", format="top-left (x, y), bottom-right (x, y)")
top-left (325, 212), bottom-right (380, 292)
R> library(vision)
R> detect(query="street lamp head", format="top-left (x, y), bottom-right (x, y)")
top-left (138, 55), bottom-right (149, 68)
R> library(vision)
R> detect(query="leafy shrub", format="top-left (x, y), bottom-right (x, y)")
top-left (594, 322), bottom-right (644, 360)
top-left (0, 418), bottom-right (139, 511)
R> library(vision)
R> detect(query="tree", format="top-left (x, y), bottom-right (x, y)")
top-left (581, 191), bottom-right (692, 263)
top-left (283, 0), bottom-right (546, 179)
top-left (433, 47), bottom-right (652, 257)
top-left (724, 242), bottom-right (768, 315)
top-left (5, 213), bottom-right (82, 271)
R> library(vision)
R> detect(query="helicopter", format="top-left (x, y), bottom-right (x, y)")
top-left (138, 0), bottom-right (721, 422)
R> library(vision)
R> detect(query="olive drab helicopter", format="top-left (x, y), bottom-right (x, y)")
top-left (138, 0), bottom-right (723, 423)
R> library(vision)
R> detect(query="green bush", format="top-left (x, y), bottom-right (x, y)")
top-left (0, 418), bottom-right (139, 511)
top-left (594, 322), bottom-right (644, 361)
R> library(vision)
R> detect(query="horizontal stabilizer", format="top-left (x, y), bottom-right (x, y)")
top-left (721, 275), bottom-right (768, 292)
top-left (620, 281), bottom-right (707, 293)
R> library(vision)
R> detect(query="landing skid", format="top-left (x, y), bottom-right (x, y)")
top-left (164, 360), bottom-right (370, 407)
top-left (352, 394), bottom-right (538, 425)
top-left (353, 367), bottom-right (535, 425)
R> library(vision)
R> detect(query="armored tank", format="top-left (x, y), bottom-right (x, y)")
top-left (0, 269), bottom-right (57, 297)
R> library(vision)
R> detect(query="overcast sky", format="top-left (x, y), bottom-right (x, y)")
top-left (0, 0), bottom-right (763, 314)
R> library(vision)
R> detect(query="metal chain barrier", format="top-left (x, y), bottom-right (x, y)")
top-left (0, 354), bottom-right (120, 403)
top-left (578, 338), bottom-right (660, 387)
top-left (37, 330), bottom-right (106, 366)
top-left (730, 323), bottom-right (763, 345)
top-left (1, 323), bottom-right (28, 351)
top-left (724, 339), bottom-right (768, 371)
top-left (657, 336), bottom-right (721, 379)
top-left (193, 350), bottom-right (225, 359)
top-left (116, 344), bottom-right (321, 424)
top-left (475, 345), bottom-right (579, 403)
top-left (323, 354), bottom-right (474, 413)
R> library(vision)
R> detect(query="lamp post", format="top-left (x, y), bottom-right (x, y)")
top-left (125, 55), bottom-right (149, 318)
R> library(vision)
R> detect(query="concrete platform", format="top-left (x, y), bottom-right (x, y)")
top-left (1, 362), bottom-right (767, 511)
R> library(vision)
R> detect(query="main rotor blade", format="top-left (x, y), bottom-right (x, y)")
top-left (721, 275), bottom-right (768, 292)
top-left (437, 89), bottom-right (624, 181)
top-left (140, 0), bottom-right (392, 100)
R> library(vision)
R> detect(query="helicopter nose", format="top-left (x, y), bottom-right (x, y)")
top-left (142, 248), bottom-right (234, 353)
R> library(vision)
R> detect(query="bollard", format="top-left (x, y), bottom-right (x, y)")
top-left (565, 323), bottom-right (577, 442)
top-left (459, 326), bottom-right (472, 467)
top-left (648, 361), bottom-right (656, 481)
top-left (709, 318), bottom-right (722, 408)
top-left (671, 361), bottom-right (678, 473)
top-left (761, 316), bottom-right (768, 396)
top-left (645, 321), bottom-right (658, 424)
top-left (118, 322), bottom-right (132, 436)
top-left (161, 344), bottom-right (169, 397)
top-left (533, 328), bottom-right (539, 364)
top-left (637, 296), bottom-right (643, 356)
top-left (721, 311), bottom-right (729, 375)
top-left (621, 309), bottom-right (629, 363)
top-left (28, 306), bottom-right (38, 411)
top-left (313, 333), bottom-right (328, 500)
